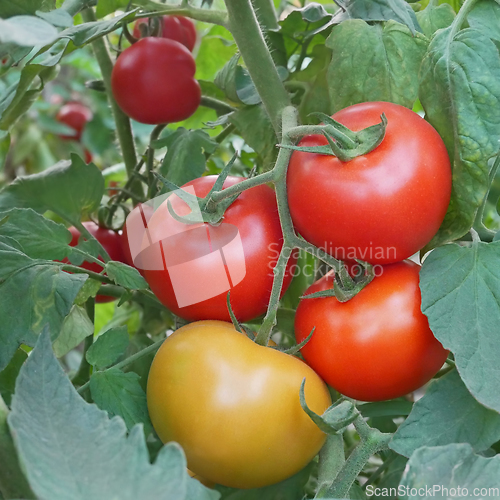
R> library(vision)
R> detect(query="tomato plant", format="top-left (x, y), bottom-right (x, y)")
top-left (111, 37), bottom-right (201, 124)
top-left (66, 221), bottom-right (126, 303)
top-left (141, 175), bottom-right (297, 322)
top-left (295, 261), bottom-right (449, 401)
top-left (55, 102), bottom-right (93, 140)
top-left (147, 320), bottom-right (331, 489)
top-left (287, 102), bottom-right (452, 264)
top-left (133, 15), bottom-right (197, 51)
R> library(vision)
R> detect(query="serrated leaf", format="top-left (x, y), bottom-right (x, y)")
top-left (419, 26), bottom-right (500, 248)
top-left (0, 155), bottom-right (104, 225)
top-left (159, 128), bottom-right (217, 186)
top-left (8, 330), bottom-right (220, 500)
top-left (331, 0), bottom-right (422, 35)
top-left (86, 326), bottom-right (129, 370)
top-left (399, 444), bottom-right (500, 496)
top-left (416, 0), bottom-right (455, 38)
top-left (391, 370), bottom-right (500, 458)
top-left (0, 350), bottom-right (28, 407)
top-left (229, 105), bottom-right (277, 169)
top-left (467, 0), bottom-right (500, 44)
top-left (105, 261), bottom-right (148, 290)
top-left (326, 20), bottom-right (428, 112)
top-left (420, 241), bottom-right (500, 412)
top-left (52, 305), bottom-right (93, 358)
top-left (0, 239), bottom-right (87, 371)
top-left (0, 208), bottom-right (72, 260)
top-left (90, 369), bottom-right (152, 434)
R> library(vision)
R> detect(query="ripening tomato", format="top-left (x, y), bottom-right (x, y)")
top-left (136, 176), bottom-right (296, 322)
top-left (56, 102), bottom-right (93, 140)
top-left (67, 221), bottom-right (126, 303)
top-left (295, 261), bottom-right (449, 401)
top-left (111, 37), bottom-right (201, 125)
top-left (147, 320), bottom-right (331, 489)
top-left (133, 15), bottom-right (196, 51)
top-left (287, 102), bottom-right (452, 264)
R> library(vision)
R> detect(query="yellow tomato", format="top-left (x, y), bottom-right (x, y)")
top-left (147, 320), bottom-right (331, 489)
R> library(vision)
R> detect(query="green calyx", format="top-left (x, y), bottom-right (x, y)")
top-left (280, 113), bottom-right (387, 162)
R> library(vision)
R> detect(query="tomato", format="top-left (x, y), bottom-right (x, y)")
top-left (56, 102), bottom-right (93, 140)
top-left (67, 221), bottom-right (126, 303)
top-left (295, 261), bottom-right (449, 402)
top-left (147, 320), bottom-right (331, 489)
top-left (136, 176), bottom-right (296, 322)
top-left (111, 38), bottom-right (201, 125)
top-left (133, 15), bottom-right (196, 51)
top-left (287, 102), bottom-right (451, 264)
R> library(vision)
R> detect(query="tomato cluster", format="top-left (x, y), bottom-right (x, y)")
top-left (111, 16), bottom-right (201, 125)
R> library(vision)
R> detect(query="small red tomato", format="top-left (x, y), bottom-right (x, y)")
top-left (111, 37), bottom-right (201, 125)
top-left (56, 103), bottom-right (93, 140)
top-left (67, 221), bottom-right (126, 303)
top-left (295, 261), bottom-right (449, 401)
top-left (133, 15), bottom-right (196, 51)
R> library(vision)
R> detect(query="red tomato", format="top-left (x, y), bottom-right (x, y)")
top-left (67, 221), bottom-right (126, 303)
top-left (133, 15), bottom-right (196, 51)
top-left (294, 261), bottom-right (449, 401)
top-left (111, 38), bottom-right (201, 125)
top-left (56, 102), bottom-right (93, 140)
top-left (136, 176), bottom-right (296, 322)
top-left (287, 102), bottom-right (452, 264)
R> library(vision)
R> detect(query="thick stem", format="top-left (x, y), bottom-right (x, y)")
top-left (315, 434), bottom-right (345, 497)
top-left (200, 96), bottom-right (236, 115)
top-left (250, 0), bottom-right (278, 30)
top-left (224, 0), bottom-right (291, 136)
top-left (449, 0), bottom-right (480, 38)
top-left (136, 3), bottom-right (228, 27)
top-left (81, 8), bottom-right (142, 199)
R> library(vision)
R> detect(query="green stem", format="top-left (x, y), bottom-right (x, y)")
top-left (147, 124), bottom-right (167, 199)
top-left (250, 0), bottom-right (278, 30)
top-left (81, 8), bottom-right (142, 200)
top-left (210, 170), bottom-right (275, 202)
top-left (315, 434), bottom-right (345, 497)
top-left (449, 0), bottom-right (480, 38)
top-left (61, 264), bottom-right (113, 284)
top-left (200, 96), bottom-right (236, 115)
top-left (224, 0), bottom-right (291, 136)
top-left (136, 3), bottom-right (228, 27)
top-left (77, 337), bottom-right (165, 395)
top-left (361, 452), bottom-right (398, 490)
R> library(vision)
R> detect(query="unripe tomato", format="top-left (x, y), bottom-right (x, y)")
top-left (139, 176), bottom-right (297, 322)
top-left (287, 101), bottom-right (452, 264)
top-left (295, 261), bottom-right (449, 401)
top-left (67, 221), bottom-right (126, 303)
top-left (147, 320), bottom-right (331, 489)
top-left (133, 15), bottom-right (196, 51)
top-left (111, 38), bottom-right (201, 125)
top-left (56, 102), bottom-right (93, 140)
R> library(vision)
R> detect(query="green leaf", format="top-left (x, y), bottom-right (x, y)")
top-left (416, 0), bottom-right (455, 38)
top-left (0, 0), bottom-right (46, 18)
top-left (391, 370), bottom-right (500, 458)
top-left (36, 8), bottom-right (73, 28)
top-left (420, 241), bottom-right (500, 412)
top-left (0, 208), bottom-right (72, 260)
top-left (159, 128), bottom-right (217, 186)
top-left (0, 155), bottom-right (104, 225)
top-left (399, 443), bottom-right (500, 496)
top-left (90, 369), bottom-right (152, 434)
top-left (0, 349), bottom-right (27, 407)
top-left (419, 26), bottom-right (500, 248)
top-left (52, 305), bottom-right (93, 358)
top-left (0, 258), bottom-right (87, 371)
top-left (358, 400), bottom-right (413, 418)
top-left (86, 326), bottom-right (129, 370)
top-left (74, 277), bottom-right (102, 305)
top-left (467, 0), bottom-right (500, 44)
top-left (0, 131), bottom-right (9, 172)
top-left (326, 20), bottom-right (428, 113)
top-left (331, 0), bottom-right (423, 34)
top-left (8, 330), bottom-right (220, 500)
top-left (96, 0), bottom-right (130, 18)
top-left (105, 261), bottom-right (148, 290)
top-left (214, 53), bottom-right (240, 103)
top-left (229, 105), bottom-right (277, 169)
top-left (0, 15), bottom-right (58, 46)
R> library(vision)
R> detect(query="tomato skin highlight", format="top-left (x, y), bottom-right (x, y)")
top-left (133, 15), bottom-right (196, 51)
top-left (141, 175), bottom-right (296, 322)
top-left (56, 102), bottom-right (93, 140)
top-left (111, 37), bottom-right (201, 125)
top-left (67, 221), bottom-right (126, 303)
top-left (147, 320), bottom-right (331, 489)
top-left (287, 101), bottom-right (452, 264)
top-left (295, 261), bottom-right (449, 402)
